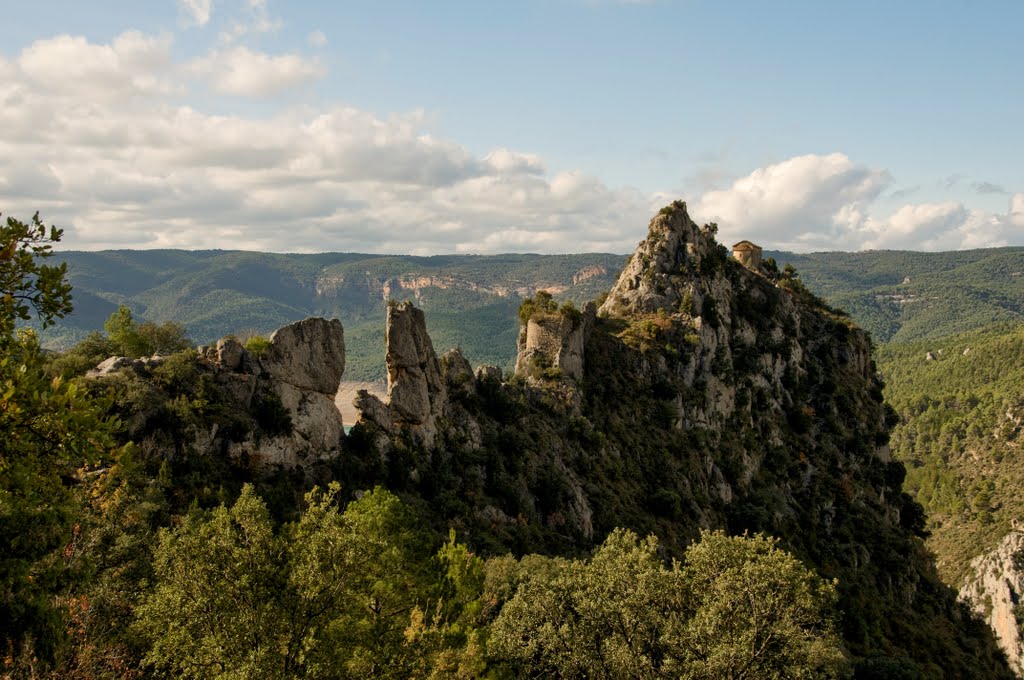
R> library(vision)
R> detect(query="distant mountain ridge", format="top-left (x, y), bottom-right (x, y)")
top-left (45, 250), bottom-right (626, 380)
top-left (44, 246), bottom-right (1024, 378)
top-left (770, 247), bottom-right (1024, 343)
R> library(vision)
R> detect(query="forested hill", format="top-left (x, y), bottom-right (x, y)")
top-left (774, 247), bottom-right (1024, 343)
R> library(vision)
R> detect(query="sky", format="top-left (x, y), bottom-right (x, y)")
top-left (1, 0), bottom-right (1022, 254)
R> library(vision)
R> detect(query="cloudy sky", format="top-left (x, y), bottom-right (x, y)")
top-left (2, 0), bottom-right (1022, 254)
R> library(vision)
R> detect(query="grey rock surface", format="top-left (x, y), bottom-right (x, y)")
top-left (264, 317), bottom-right (346, 394)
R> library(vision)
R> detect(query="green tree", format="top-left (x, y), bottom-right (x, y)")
top-left (488, 529), bottom-right (847, 679)
top-left (103, 304), bottom-right (191, 358)
top-left (0, 213), bottom-right (119, 668)
top-left (136, 485), bottom-right (446, 679)
top-left (678, 530), bottom-right (847, 679)
top-left (489, 528), bottom-right (687, 678)
top-left (103, 305), bottom-right (151, 358)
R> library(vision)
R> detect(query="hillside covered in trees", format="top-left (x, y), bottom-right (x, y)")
top-left (39, 250), bottom-right (624, 381)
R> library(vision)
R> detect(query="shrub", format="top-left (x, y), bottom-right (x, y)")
top-left (245, 335), bottom-right (272, 358)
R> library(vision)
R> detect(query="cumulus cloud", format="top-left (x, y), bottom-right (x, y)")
top-left (17, 32), bottom-right (176, 98)
top-left (693, 153), bottom-right (890, 249)
top-left (0, 32), bottom-right (661, 254)
top-left (188, 46), bottom-right (323, 96)
top-left (692, 153), bottom-right (1024, 252)
top-left (179, 0), bottom-right (213, 27)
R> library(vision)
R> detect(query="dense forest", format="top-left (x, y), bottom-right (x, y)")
top-left (876, 323), bottom-right (1024, 582)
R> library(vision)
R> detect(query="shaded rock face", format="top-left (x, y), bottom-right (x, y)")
top-left (961, 532), bottom-right (1024, 676)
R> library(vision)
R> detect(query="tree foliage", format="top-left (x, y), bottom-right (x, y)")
top-left (135, 485), bottom-right (452, 679)
top-left (488, 529), bottom-right (847, 679)
top-left (103, 304), bottom-right (191, 359)
top-left (0, 212), bottom-right (72, 337)
top-left (0, 213), bottom-right (120, 668)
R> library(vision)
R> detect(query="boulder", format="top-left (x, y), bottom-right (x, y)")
top-left (86, 356), bottom-right (136, 378)
top-left (216, 336), bottom-right (246, 370)
top-left (263, 318), bottom-right (346, 394)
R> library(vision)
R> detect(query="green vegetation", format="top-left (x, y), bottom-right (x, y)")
top-left (775, 247), bottom-right (1024, 343)
top-left (489, 529), bottom-right (846, 679)
top-left (7, 224), bottom-right (1020, 677)
top-left (0, 214), bottom-right (121, 669)
top-left (877, 321), bottom-right (1024, 582)
top-left (244, 334), bottom-right (272, 358)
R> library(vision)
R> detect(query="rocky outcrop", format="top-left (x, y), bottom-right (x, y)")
top-left (515, 302), bottom-right (596, 383)
top-left (356, 301), bottom-right (449, 448)
top-left (228, 317), bottom-right (346, 466)
top-left (599, 201), bottom-right (721, 317)
top-left (88, 317), bottom-right (347, 471)
top-left (961, 532), bottom-right (1024, 676)
top-left (262, 318), bottom-right (346, 394)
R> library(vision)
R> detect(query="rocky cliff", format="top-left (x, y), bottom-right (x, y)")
top-left (961, 531), bottom-right (1024, 675)
top-left (341, 200), bottom-right (1011, 677)
top-left (89, 317), bottom-right (347, 472)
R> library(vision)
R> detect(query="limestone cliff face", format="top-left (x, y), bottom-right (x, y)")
top-left (315, 271), bottom-right (570, 303)
top-left (961, 531), bottom-right (1024, 676)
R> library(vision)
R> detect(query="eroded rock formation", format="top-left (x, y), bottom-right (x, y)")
top-left (514, 301), bottom-right (596, 383)
top-left (89, 317), bottom-right (347, 470)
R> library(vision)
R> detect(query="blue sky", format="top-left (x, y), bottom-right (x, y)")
top-left (1, 0), bottom-right (1022, 253)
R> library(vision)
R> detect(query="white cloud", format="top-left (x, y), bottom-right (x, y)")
top-left (0, 32), bottom-right (660, 254)
top-left (188, 46), bottom-right (323, 96)
top-left (179, 0), bottom-right (213, 27)
top-left (17, 32), bottom-right (176, 99)
top-left (693, 153), bottom-right (1024, 252)
top-left (2, 32), bottom-right (1019, 256)
top-left (694, 153), bottom-right (890, 250)
top-left (308, 29), bottom-right (328, 48)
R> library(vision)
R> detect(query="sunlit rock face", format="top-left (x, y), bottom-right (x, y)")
top-left (961, 531), bottom-right (1024, 676)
